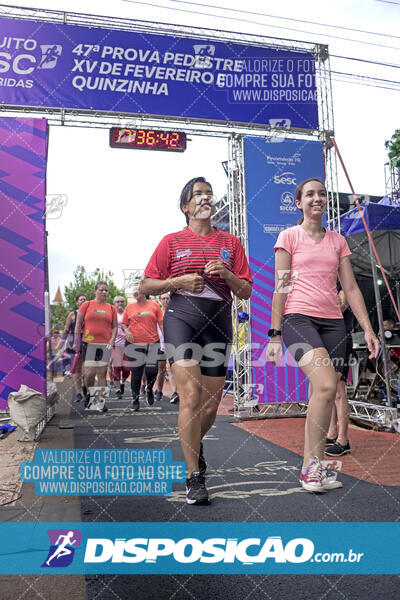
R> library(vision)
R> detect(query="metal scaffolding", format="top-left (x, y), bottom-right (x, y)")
top-left (0, 3), bottom-right (338, 420)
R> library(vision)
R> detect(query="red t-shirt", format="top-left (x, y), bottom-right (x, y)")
top-left (144, 227), bottom-right (253, 303)
top-left (78, 300), bottom-right (117, 344)
top-left (122, 300), bottom-right (163, 344)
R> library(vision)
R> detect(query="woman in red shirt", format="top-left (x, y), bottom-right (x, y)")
top-left (74, 281), bottom-right (117, 412)
top-left (141, 176), bottom-right (253, 505)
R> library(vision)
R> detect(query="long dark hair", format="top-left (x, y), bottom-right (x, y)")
top-left (295, 178), bottom-right (326, 225)
top-left (179, 176), bottom-right (213, 224)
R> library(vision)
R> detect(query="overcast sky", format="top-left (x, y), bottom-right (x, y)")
top-left (3, 0), bottom-right (398, 298)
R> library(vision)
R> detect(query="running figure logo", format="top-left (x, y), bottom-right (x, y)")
top-left (38, 45), bottom-right (62, 69)
top-left (42, 529), bottom-right (82, 567)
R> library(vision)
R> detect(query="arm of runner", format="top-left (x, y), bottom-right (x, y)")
top-left (203, 259), bottom-right (252, 299)
top-left (140, 274), bottom-right (205, 296)
top-left (266, 248), bottom-right (291, 365)
top-left (108, 318), bottom-right (117, 349)
top-left (121, 323), bottom-right (134, 344)
top-left (338, 256), bottom-right (379, 358)
top-left (73, 311), bottom-right (84, 352)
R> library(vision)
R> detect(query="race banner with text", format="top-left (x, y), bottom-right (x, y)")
top-left (244, 137), bottom-right (324, 403)
top-left (0, 17), bottom-right (317, 128)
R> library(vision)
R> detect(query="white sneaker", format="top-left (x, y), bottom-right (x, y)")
top-left (321, 460), bottom-right (343, 490)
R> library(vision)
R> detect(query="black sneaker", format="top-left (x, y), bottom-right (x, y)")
top-left (131, 396), bottom-right (140, 411)
top-left (120, 383), bottom-right (125, 395)
top-left (198, 442), bottom-right (207, 477)
top-left (115, 390), bottom-right (122, 399)
top-left (185, 471), bottom-right (209, 505)
top-left (170, 392), bottom-right (179, 404)
top-left (325, 441), bottom-right (351, 457)
top-left (145, 386), bottom-right (154, 406)
top-left (75, 392), bottom-right (83, 403)
top-left (325, 437), bottom-right (337, 446)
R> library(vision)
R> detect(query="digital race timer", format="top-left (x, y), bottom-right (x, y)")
top-left (109, 127), bottom-right (187, 152)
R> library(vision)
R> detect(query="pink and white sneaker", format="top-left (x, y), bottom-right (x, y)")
top-left (321, 460), bottom-right (343, 490)
top-left (299, 457), bottom-right (325, 492)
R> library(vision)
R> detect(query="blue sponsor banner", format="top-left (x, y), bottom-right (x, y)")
top-left (0, 522), bottom-right (399, 574)
top-left (0, 17), bottom-right (317, 128)
top-left (244, 137), bottom-right (324, 403)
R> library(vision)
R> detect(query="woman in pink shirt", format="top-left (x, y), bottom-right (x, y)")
top-left (267, 178), bottom-right (379, 492)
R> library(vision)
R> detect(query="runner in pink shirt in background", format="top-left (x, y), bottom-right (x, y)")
top-left (266, 178), bottom-right (379, 493)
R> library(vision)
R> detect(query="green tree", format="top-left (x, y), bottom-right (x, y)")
top-left (50, 302), bottom-right (70, 332)
top-left (385, 129), bottom-right (400, 167)
top-left (63, 265), bottom-right (127, 311)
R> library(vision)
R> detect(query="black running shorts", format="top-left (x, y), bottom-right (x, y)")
top-left (81, 342), bottom-right (112, 366)
top-left (281, 313), bottom-right (347, 378)
top-left (163, 294), bottom-right (232, 377)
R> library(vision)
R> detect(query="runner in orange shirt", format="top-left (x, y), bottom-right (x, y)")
top-left (74, 281), bottom-right (117, 412)
top-left (121, 285), bottom-right (164, 410)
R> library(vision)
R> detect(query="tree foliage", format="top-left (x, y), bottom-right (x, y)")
top-left (385, 129), bottom-right (400, 166)
top-left (50, 302), bottom-right (70, 332)
top-left (63, 265), bottom-right (127, 311)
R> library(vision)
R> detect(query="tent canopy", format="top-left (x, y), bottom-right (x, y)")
top-left (337, 197), bottom-right (400, 279)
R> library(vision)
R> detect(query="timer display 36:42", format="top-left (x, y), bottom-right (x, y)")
top-left (109, 128), bottom-right (187, 152)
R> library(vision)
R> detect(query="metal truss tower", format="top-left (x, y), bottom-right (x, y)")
top-left (0, 3), bottom-right (338, 420)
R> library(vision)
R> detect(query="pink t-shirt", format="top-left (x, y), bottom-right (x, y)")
top-left (274, 225), bottom-right (352, 319)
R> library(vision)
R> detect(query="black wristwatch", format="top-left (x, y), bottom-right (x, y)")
top-left (268, 328), bottom-right (282, 338)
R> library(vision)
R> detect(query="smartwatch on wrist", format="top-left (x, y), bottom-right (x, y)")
top-left (268, 328), bottom-right (282, 338)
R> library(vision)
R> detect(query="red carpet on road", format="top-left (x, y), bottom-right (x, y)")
top-left (220, 396), bottom-right (400, 487)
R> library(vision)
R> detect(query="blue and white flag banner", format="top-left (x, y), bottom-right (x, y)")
top-left (0, 17), bottom-right (318, 128)
top-left (1, 522), bottom-right (399, 574)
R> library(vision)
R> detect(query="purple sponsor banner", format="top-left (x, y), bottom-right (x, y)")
top-left (245, 137), bottom-right (324, 403)
top-left (0, 117), bottom-right (47, 407)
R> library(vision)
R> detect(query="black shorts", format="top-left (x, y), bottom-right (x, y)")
top-left (81, 342), bottom-right (112, 366)
top-left (123, 341), bottom-right (164, 367)
top-left (282, 313), bottom-right (347, 379)
top-left (163, 294), bottom-right (232, 377)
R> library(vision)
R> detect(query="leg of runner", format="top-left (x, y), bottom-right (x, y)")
top-left (172, 362), bottom-right (203, 478)
top-left (299, 347), bottom-right (338, 463)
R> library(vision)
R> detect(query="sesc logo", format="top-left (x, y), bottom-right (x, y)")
top-left (280, 191), bottom-right (297, 213)
top-left (274, 172), bottom-right (297, 186)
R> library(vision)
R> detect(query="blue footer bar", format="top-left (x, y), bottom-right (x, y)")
top-left (0, 522), bottom-right (398, 574)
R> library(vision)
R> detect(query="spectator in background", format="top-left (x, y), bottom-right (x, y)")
top-left (325, 288), bottom-right (354, 457)
top-left (154, 293), bottom-right (179, 403)
top-left (60, 292), bottom-right (87, 402)
top-left (112, 296), bottom-right (130, 399)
